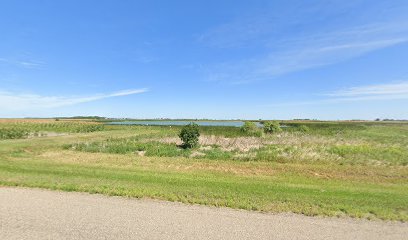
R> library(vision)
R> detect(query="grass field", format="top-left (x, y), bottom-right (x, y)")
top-left (0, 119), bottom-right (407, 221)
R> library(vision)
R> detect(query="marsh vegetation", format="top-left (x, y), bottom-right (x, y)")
top-left (0, 119), bottom-right (407, 221)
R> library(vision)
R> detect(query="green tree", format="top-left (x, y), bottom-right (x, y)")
top-left (241, 121), bottom-right (257, 133)
top-left (263, 121), bottom-right (282, 134)
top-left (179, 123), bottom-right (200, 148)
top-left (298, 125), bottom-right (310, 133)
top-left (241, 121), bottom-right (262, 136)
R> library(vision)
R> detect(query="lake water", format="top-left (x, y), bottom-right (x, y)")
top-left (107, 121), bottom-right (261, 127)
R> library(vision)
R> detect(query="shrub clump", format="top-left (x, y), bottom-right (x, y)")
top-left (297, 125), bottom-right (310, 133)
top-left (241, 121), bottom-right (257, 133)
top-left (240, 121), bottom-right (262, 136)
top-left (179, 123), bottom-right (200, 148)
top-left (263, 121), bottom-right (282, 134)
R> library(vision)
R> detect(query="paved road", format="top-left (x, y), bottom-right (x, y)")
top-left (0, 187), bottom-right (407, 240)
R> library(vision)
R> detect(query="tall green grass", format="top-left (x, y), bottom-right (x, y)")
top-left (66, 137), bottom-right (191, 157)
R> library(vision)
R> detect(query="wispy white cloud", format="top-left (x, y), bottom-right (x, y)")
top-left (256, 37), bottom-right (407, 80)
top-left (0, 88), bottom-right (148, 111)
top-left (202, 23), bottom-right (408, 84)
top-left (271, 94), bottom-right (408, 107)
top-left (267, 81), bottom-right (408, 107)
top-left (198, 2), bottom-right (408, 84)
top-left (326, 81), bottom-right (408, 97)
top-left (198, 1), bottom-right (366, 49)
top-left (0, 58), bottom-right (45, 69)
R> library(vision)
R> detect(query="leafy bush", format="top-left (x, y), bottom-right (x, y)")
top-left (179, 123), bottom-right (200, 148)
top-left (297, 125), bottom-right (310, 133)
top-left (263, 121), bottom-right (282, 134)
top-left (241, 121), bottom-right (257, 133)
top-left (241, 121), bottom-right (262, 137)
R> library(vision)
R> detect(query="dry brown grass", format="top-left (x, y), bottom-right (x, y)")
top-left (159, 135), bottom-right (266, 152)
top-left (36, 150), bottom-right (408, 183)
top-left (157, 133), bottom-right (365, 162)
top-left (154, 132), bottom-right (378, 163)
top-left (39, 150), bottom-right (135, 167)
top-left (38, 150), bottom-right (277, 176)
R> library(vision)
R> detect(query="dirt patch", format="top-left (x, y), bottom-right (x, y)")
top-left (135, 151), bottom-right (146, 157)
top-left (27, 132), bottom-right (67, 138)
top-left (199, 146), bottom-right (213, 151)
top-left (190, 151), bottom-right (205, 157)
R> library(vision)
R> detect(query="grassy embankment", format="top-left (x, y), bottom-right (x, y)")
top-left (0, 119), bottom-right (407, 221)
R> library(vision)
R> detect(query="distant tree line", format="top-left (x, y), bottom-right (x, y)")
top-left (375, 118), bottom-right (408, 121)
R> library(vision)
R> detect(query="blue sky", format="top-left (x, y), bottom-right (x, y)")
top-left (1, 0), bottom-right (408, 120)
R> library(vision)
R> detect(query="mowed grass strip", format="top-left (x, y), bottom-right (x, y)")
top-left (0, 155), bottom-right (407, 221)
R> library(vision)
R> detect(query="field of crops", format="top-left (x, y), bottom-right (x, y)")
top-left (0, 120), bottom-right (104, 139)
